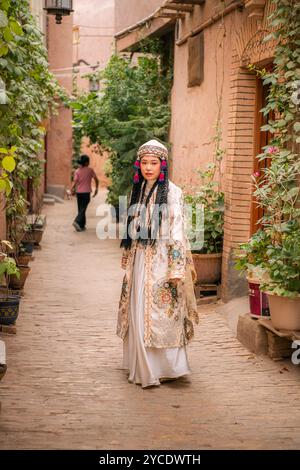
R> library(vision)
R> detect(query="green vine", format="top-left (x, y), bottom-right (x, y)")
top-left (236, 0), bottom-right (300, 297)
top-left (0, 0), bottom-right (64, 251)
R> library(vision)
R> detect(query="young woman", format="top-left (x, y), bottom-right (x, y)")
top-left (117, 139), bottom-right (199, 388)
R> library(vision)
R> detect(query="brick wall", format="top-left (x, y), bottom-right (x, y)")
top-left (222, 52), bottom-right (257, 301)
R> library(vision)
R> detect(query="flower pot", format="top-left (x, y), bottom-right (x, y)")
top-left (0, 294), bottom-right (21, 325)
top-left (267, 292), bottom-right (300, 331)
top-left (247, 277), bottom-right (270, 318)
top-left (192, 252), bottom-right (222, 284)
top-left (22, 241), bottom-right (34, 254)
top-left (9, 266), bottom-right (31, 290)
top-left (0, 363), bottom-right (7, 381)
top-left (34, 215), bottom-right (47, 230)
top-left (23, 228), bottom-right (44, 245)
top-left (17, 253), bottom-right (32, 267)
top-left (32, 228), bottom-right (44, 245)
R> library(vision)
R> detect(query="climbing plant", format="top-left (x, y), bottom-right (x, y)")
top-left (0, 0), bottom-right (63, 249)
top-left (71, 40), bottom-right (172, 207)
top-left (236, 0), bottom-right (300, 296)
top-left (252, 0), bottom-right (300, 230)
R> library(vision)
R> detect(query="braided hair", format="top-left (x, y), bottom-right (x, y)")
top-left (120, 165), bottom-right (169, 250)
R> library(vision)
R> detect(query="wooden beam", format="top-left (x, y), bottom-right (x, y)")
top-left (164, 3), bottom-right (194, 12)
top-left (171, 0), bottom-right (205, 5)
top-left (116, 17), bottom-right (174, 51)
top-left (156, 12), bottom-right (186, 19)
top-left (176, 0), bottom-right (243, 46)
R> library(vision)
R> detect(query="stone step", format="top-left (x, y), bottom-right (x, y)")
top-left (43, 196), bottom-right (55, 206)
top-left (43, 193), bottom-right (65, 204)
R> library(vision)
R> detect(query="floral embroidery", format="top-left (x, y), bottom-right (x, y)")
top-left (168, 240), bottom-right (185, 278)
top-left (119, 274), bottom-right (128, 307)
top-left (121, 249), bottom-right (129, 270)
top-left (116, 273), bottom-right (130, 339)
top-left (153, 279), bottom-right (179, 318)
top-left (144, 245), bottom-right (153, 344)
top-left (184, 317), bottom-right (194, 341)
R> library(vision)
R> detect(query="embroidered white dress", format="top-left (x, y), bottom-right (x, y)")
top-left (122, 180), bottom-right (191, 388)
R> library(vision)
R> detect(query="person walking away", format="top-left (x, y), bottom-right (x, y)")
top-left (71, 155), bottom-right (99, 232)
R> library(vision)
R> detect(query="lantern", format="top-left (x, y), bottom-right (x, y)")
top-left (44, 1), bottom-right (74, 25)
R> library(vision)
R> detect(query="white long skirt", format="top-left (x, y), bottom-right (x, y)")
top-left (123, 246), bottom-right (191, 388)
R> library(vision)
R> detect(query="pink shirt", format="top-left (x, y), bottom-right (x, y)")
top-left (74, 167), bottom-right (97, 193)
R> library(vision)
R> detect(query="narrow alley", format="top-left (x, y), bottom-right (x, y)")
top-left (0, 192), bottom-right (299, 450)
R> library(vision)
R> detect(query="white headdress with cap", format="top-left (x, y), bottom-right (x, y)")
top-left (137, 139), bottom-right (168, 161)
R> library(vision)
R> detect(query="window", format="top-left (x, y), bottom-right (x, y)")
top-left (188, 32), bottom-right (204, 87)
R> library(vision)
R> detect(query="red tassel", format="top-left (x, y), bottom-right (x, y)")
top-left (134, 160), bottom-right (140, 169)
top-left (161, 160), bottom-right (167, 168)
top-left (159, 172), bottom-right (165, 182)
top-left (134, 172), bottom-right (139, 183)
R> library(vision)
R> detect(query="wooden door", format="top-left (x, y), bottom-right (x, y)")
top-left (250, 75), bottom-right (273, 235)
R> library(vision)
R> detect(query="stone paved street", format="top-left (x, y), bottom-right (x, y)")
top-left (0, 191), bottom-right (300, 450)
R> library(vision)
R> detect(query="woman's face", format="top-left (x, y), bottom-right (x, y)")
top-left (140, 154), bottom-right (161, 182)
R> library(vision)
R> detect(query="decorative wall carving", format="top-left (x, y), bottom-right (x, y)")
top-left (236, 0), bottom-right (276, 66)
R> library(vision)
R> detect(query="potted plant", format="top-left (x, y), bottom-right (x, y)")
top-left (235, 3), bottom-right (300, 330)
top-left (16, 243), bottom-right (33, 267)
top-left (237, 157), bottom-right (300, 329)
top-left (8, 264), bottom-right (31, 291)
top-left (0, 241), bottom-right (21, 325)
top-left (22, 218), bottom-right (44, 246)
top-left (184, 163), bottom-right (224, 284)
top-left (261, 221), bottom-right (300, 330)
top-left (235, 230), bottom-right (271, 318)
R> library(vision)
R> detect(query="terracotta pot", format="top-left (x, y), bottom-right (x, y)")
top-left (0, 363), bottom-right (7, 381)
top-left (23, 229), bottom-right (44, 245)
top-left (267, 292), bottom-right (300, 331)
top-left (32, 229), bottom-right (44, 245)
top-left (17, 254), bottom-right (32, 267)
top-left (9, 266), bottom-right (31, 290)
top-left (192, 252), bottom-right (222, 284)
top-left (0, 294), bottom-right (21, 325)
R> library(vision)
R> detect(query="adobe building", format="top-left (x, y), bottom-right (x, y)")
top-left (115, 0), bottom-right (278, 301)
top-left (47, 13), bottom-right (73, 199)
top-left (30, 1), bottom-right (73, 201)
top-left (72, 0), bottom-right (115, 186)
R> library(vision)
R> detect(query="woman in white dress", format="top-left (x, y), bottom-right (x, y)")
top-left (117, 139), bottom-right (199, 388)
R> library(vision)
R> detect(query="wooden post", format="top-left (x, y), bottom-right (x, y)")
top-left (164, 3), bottom-right (194, 12)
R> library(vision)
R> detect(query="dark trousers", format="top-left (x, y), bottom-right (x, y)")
top-left (75, 192), bottom-right (91, 229)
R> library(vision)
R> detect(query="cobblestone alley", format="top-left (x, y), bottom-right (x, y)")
top-left (0, 191), bottom-right (300, 450)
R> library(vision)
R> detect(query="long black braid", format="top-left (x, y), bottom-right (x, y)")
top-left (120, 166), bottom-right (169, 250)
